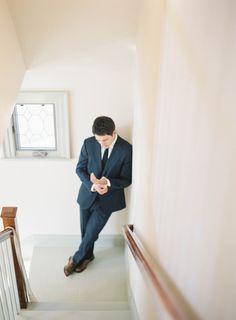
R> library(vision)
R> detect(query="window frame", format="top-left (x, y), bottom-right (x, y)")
top-left (1, 91), bottom-right (70, 159)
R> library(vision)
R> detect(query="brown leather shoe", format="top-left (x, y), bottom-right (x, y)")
top-left (64, 256), bottom-right (75, 277)
top-left (75, 255), bottom-right (94, 273)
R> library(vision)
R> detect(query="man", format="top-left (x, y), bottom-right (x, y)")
top-left (64, 116), bottom-right (132, 276)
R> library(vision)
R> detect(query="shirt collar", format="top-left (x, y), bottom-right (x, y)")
top-left (109, 133), bottom-right (117, 150)
top-left (101, 133), bottom-right (118, 157)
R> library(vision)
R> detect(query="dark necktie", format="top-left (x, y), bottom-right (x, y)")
top-left (102, 148), bottom-right (109, 170)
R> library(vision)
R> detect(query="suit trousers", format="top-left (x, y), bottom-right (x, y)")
top-left (73, 199), bottom-right (112, 266)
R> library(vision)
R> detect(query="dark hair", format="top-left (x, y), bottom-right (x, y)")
top-left (92, 116), bottom-right (115, 136)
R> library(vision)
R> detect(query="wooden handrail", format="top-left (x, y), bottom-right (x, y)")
top-left (1, 207), bottom-right (28, 308)
top-left (123, 224), bottom-right (189, 320)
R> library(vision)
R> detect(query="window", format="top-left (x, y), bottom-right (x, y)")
top-left (1, 91), bottom-right (70, 159)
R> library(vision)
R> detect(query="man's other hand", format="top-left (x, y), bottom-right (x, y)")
top-left (94, 184), bottom-right (108, 195)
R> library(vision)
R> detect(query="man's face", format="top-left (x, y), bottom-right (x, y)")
top-left (95, 131), bottom-right (116, 148)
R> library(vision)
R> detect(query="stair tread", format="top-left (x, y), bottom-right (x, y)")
top-left (27, 301), bottom-right (130, 311)
top-left (18, 236), bottom-right (132, 319)
top-left (17, 310), bottom-right (132, 320)
top-left (29, 245), bottom-right (128, 302)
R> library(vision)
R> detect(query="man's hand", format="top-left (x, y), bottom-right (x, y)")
top-left (91, 173), bottom-right (108, 195)
top-left (90, 173), bottom-right (107, 185)
top-left (94, 184), bottom-right (108, 195)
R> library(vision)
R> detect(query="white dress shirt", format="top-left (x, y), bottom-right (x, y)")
top-left (101, 133), bottom-right (117, 159)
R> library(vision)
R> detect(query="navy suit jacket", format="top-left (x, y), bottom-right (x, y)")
top-left (76, 135), bottom-right (132, 212)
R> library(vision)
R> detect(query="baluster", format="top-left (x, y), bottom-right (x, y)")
top-left (5, 238), bottom-right (20, 317)
top-left (6, 237), bottom-right (21, 313)
top-left (0, 299), bottom-right (5, 320)
top-left (0, 242), bottom-right (11, 320)
top-left (1, 207), bottom-right (28, 308)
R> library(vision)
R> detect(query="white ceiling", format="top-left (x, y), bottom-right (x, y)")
top-left (7, 0), bottom-right (138, 67)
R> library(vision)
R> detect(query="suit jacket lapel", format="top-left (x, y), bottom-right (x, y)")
top-left (93, 139), bottom-right (102, 174)
top-left (102, 136), bottom-right (121, 175)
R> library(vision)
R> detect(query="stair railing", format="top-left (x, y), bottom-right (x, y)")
top-left (0, 228), bottom-right (21, 320)
top-left (0, 207), bottom-right (37, 320)
top-left (123, 224), bottom-right (191, 320)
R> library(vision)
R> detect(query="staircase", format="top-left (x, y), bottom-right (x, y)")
top-left (17, 235), bottom-right (132, 319)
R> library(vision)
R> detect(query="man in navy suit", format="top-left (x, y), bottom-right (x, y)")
top-left (64, 116), bottom-right (132, 276)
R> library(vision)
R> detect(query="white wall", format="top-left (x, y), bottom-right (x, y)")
top-left (130, 0), bottom-right (236, 319)
top-left (0, 0), bottom-right (25, 145)
top-left (0, 0), bottom-right (137, 239)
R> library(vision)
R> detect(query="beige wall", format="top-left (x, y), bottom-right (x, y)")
top-left (130, 0), bottom-right (236, 319)
top-left (0, 0), bottom-right (25, 145)
top-left (2, 1), bottom-right (236, 318)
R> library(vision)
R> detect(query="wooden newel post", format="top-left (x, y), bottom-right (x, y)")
top-left (1, 207), bottom-right (28, 308)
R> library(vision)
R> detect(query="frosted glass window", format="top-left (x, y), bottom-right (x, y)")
top-left (1, 91), bottom-right (70, 159)
top-left (14, 104), bottom-right (57, 150)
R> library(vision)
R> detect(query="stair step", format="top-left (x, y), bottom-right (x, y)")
top-left (18, 235), bottom-right (131, 319)
top-left (26, 301), bottom-right (130, 311)
top-left (29, 245), bottom-right (128, 302)
top-left (17, 301), bottom-right (132, 319)
top-left (17, 310), bottom-right (132, 320)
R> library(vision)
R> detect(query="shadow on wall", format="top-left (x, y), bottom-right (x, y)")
top-left (118, 125), bottom-right (132, 143)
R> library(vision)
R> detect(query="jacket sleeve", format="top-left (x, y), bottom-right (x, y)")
top-left (76, 141), bottom-right (93, 192)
